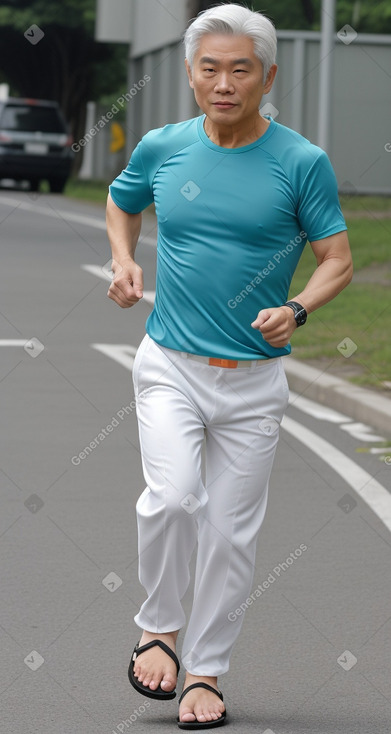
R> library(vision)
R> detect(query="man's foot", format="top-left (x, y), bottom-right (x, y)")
top-left (179, 674), bottom-right (226, 724)
top-left (133, 630), bottom-right (179, 693)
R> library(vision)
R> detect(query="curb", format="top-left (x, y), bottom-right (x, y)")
top-left (283, 357), bottom-right (391, 437)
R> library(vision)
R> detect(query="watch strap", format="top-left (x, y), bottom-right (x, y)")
top-left (284, 300), bottom-right (307, 326)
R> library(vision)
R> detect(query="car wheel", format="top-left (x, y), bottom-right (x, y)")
top-left (30, 179), bottom-right (40, 192)
top-left (49, 177), bottom-right (67, 194)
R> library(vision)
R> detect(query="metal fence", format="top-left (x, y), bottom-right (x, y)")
top-left (88, 21), bottom-right (391, 194)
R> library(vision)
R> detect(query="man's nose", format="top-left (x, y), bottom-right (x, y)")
top-left (214, 73), bottom-right (234, 93)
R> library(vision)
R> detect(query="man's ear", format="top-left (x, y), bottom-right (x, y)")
top-left (185, 59), bottom-right (194, 89)
top-left (264, 64), bottom-right (278, 94)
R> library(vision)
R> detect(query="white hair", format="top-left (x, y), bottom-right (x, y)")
top-left (184, 3), bottom-right (277, 83)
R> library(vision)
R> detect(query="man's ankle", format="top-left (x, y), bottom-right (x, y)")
top-left (140, 629), bottom-right (179, 645)
top-left (184, 672), bottom-right (218, 685)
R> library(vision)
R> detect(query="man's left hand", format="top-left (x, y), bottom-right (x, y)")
top-left (251, 306), bottom-right (296, 348)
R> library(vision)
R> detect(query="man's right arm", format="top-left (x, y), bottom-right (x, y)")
top-left (106, 193), bottom-right (144, 308)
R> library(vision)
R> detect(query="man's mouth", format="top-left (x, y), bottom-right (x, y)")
top-left (213, 102), bottom-right (236, 109)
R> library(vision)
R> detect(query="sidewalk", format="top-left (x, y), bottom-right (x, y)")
top-left (283, 357), bottom-right (391, 436)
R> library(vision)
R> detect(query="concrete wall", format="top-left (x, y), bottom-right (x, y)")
top-left (270, 31), bottom-right (391, 194)
top-left (94, 1), bottom-right (391, 194)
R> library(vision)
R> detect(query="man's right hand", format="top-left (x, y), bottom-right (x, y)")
top-left (107, 258), bottom-right (144, 308)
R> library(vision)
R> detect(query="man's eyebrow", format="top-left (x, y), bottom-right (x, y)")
top-left (198, 56), bottom-right (253, 66)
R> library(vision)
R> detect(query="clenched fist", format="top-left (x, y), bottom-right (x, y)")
top-left (251, 306), bottom-right (297, 348)
top-left (107, 258), bottom-right (144, 308)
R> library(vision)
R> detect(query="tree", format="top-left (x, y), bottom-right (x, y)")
top-left (197, 0), bottom-right (391, 33)
top-left (0, 0), bottom-right (127, 172)
top-left (196, 0), bottom-right (315, 29)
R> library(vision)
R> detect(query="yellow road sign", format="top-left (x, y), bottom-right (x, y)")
top-left (110, 122), bottom-right (125, 153)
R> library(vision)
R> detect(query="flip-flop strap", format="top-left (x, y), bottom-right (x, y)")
top-left (133, 640), bottom-right (180, 674)
top-left (178, 682), bottom-right (223, 705)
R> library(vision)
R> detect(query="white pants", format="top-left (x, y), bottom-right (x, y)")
top-left (131, 333), bottom-right (289, 676)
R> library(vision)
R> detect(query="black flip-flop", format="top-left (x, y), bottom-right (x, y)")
top-left (128, 639), bottom-right (180, 700)
top-left (177, 682), bottom-right (227, 729)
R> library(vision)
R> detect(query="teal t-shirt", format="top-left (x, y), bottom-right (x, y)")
top-left (109, 115), bottom-right (347, 360)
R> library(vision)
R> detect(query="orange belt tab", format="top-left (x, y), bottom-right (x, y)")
top-left (208, 358), bottom-right (239, 368)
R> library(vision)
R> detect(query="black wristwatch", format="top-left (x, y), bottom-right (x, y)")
top-left (283, 300), bottom-right (307, 327)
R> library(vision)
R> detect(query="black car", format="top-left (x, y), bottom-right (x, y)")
top-left (0, 97), bottom-right (74, 193)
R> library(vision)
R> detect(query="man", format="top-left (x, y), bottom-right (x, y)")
top-left (106, 4), bottom-right (353, 729)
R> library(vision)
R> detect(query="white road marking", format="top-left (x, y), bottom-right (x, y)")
top-left (82, 264), bottom-right (113, 281)
top-left (81, 264), bottom-right (113, 281)
top-left (289, 390), bottom-right (352, 423)
top-left (0, 339), bottom-right (28, 346)
top-left (339, 422), bottom-right (385, 443)
top-left (282, 415), bottom-right (391, 532)
top-left (91, 343), bottom-right (137, 371)
top-left (289, 390), bottom-right (385, 443)
top-left (0, 194), bottom-right (156, 246)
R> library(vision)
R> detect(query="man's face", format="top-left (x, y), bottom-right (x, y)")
top-left (185, 34), bottom-right (277, 127)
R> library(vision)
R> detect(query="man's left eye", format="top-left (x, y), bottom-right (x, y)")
top-left (234, 69), bottom-right (247, 74)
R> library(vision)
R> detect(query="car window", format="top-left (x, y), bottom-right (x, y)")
top-left (0, 105), bottom-right (65, 133)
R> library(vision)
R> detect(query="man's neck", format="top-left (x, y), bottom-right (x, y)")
top-left (203, 113), bottom-right (270, 148)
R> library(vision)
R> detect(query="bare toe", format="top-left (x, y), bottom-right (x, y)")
top-left (160, 673), bottom-right (177, 691)
top-left (179, 683), bottom-right (225, 724)
top-left (130, 633), bottom-right (180, 695)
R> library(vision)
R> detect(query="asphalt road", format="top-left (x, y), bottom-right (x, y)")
top-left (1, 191), bottom-right (390, 734)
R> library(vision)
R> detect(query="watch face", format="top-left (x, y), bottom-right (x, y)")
top-left (285, 301), bottom-right (307, 326)
top-left (295, 309), bottom-right (307, 326)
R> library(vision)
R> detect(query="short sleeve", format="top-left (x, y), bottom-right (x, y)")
top-left (297, 150), bottom-right (347, 242)
top-left (108, 140), bottom-right (154, 213)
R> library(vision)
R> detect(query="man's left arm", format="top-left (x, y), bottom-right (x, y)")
top-left (251, 230), bottom-right (353, 348)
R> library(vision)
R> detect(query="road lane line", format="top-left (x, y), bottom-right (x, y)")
top-left (282, 415), bottom-right (391, 532)
top-left (289, 390), bottom-right (385, 442)
top-left (81, 264), bottom-right (112, 281)
top-left (289, 390), bottom-right (352, 423)
top-left (91, 344), bottom-right (137, 371)
top-left (339, 422), bottom-right (385, 442)
top-left (0, 195), bottom-right (157, 246)
top-left (0, 340), bottom-right (27, 346)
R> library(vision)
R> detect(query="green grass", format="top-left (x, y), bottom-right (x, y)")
top-left (339, 194), bottom-right (391, 212)
top-left (64, 178), bottom-right (110, 205)
top-left (64, 183), bottom-right (391, 215)
top-left (289, 218), bottom-right (391, 388)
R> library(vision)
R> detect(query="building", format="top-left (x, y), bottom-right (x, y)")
top-left (94, 0), bottom-right (391, 193)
